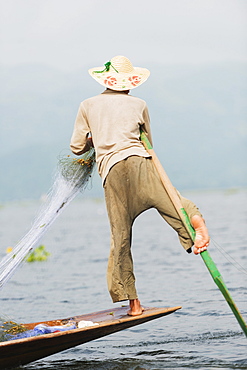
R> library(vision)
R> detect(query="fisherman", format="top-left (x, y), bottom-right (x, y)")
top-left (70, 56), bottom-right (210, 316)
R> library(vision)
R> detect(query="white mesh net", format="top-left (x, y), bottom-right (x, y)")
top-left (0, 148), bottom-right (96, 289)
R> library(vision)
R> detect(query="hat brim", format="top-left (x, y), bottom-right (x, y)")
top-left (88, 67), bottom-right (150, 91)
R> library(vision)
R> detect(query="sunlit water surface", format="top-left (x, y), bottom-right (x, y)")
top-left (0, 189), bottom-right (246, 369)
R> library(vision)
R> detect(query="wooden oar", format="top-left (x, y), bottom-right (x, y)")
top-left (140, 129), bottom-right (247, 337)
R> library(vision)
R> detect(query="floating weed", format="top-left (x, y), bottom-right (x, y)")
top-left (26, 245), bottom-right (50, 263)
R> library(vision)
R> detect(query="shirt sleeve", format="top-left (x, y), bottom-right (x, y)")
top-left (142, 104), bottom-right (153, 147)
top-left (70, 102), bottom-right (90, 155)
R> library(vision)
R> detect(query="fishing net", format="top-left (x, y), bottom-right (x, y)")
top-left (0, 314), bottom-right (80, 342)
top-left (0, 317), bottom-right (28, 342)
top-left (0, 148), bottom-right (96, 290)
top-left (0, 316), bottom-right (78, 342)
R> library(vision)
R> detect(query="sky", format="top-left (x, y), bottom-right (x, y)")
top-left (0, 0), bottom-right (246, 200)
top-left (0, 0), bottom-right (246, 71)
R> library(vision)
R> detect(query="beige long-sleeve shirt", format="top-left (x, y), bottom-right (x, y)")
top-left (70, 89), bottom-right (153, 184)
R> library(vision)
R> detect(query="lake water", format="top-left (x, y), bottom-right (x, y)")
top-left (0, 188), bottom-right (246, 369)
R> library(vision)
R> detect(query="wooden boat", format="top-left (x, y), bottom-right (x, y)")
top-left (0, 305), bottom-right (181, 369)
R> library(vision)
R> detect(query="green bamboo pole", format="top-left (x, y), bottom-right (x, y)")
top-left (140, 129), bottom-right (247, 337)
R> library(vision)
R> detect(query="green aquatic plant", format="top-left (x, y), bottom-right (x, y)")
top-left (26, 245), bottom-right (50, 262)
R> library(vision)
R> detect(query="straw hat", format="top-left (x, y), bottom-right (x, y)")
top-left (88, 56), bottom-right (150, 91)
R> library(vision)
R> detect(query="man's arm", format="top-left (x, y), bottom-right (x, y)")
top-left (70, 103), bottom-right (91, 155)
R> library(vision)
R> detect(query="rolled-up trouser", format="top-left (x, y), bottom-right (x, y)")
top-left (104, 156), bottom-right (202, 303)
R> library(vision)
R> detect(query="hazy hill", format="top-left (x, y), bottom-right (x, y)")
top-left (0, 62), bottom-right (246, 202)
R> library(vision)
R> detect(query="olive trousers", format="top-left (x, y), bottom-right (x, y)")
top-left (104, 156), bottom-right (202, 303)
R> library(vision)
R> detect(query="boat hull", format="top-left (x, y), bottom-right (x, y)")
top-left (0, 305), bottom-right (181, 369)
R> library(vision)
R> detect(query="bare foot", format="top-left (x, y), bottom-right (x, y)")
top-left (127, 299), bottom-right (144, 316)
top-left (191, 215), bottom-right (210, 255)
